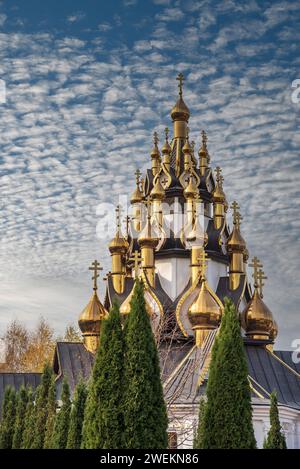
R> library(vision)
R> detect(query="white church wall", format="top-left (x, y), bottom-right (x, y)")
top-left (156, 257), bottom-right (190, 301)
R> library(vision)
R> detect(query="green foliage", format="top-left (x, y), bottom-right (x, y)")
top-left (202, 298), bottom-right (256, 449)
top-left (21, 388), bottom-right (35, 449)
top-left (43, 376), bottom-right (57, 449)
top-left (52, 378), bottom-right (71, 449)
top-left (0, 387), bottom-right (17, 448)
top-left (67, 379), bottom-right (88, 449)
top-left (193, 397), bottom-right (207, 449)
top-left (31, 362), bottom-right (53, 448)
top-left (123, 279), bottom-right (168, 449)
top-left (82, 300), bottom-right (125, 449)
top-left (264, 391), bottom-right (287, 449)
top-left (12, 386), bottom-right (29, 449)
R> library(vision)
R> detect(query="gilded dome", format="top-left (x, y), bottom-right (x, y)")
top-left (78, 291), bottom-right (108, 353)
top-left (109, 231), bottom-right (129, 254)
top-left (226, 225), bottom-right (247, 252)
top-left (171, 97), bottom-right (190, 122)
top-left (130, 185), bottom-right (143, 204)
top-left (212, 183), bottom-right (226, 203)
top-left (184, 176), bottom-right (198, 199)
top-left (241, 288), bottom-right (275, 341)
top-left (188, 280), bottom-right (222, 330)
top-left (150, 177), bottom-right (165, 201)
top-left (138, 215), bottom-right (159, 248)
top-left (120, 284), bottom-right (154, 316)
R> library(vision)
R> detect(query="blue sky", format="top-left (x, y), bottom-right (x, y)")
top-left (0, 0), bottom-right (299, 349)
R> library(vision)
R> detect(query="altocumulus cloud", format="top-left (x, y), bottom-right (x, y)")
top-left (0, 0), bottom-right (299, 348)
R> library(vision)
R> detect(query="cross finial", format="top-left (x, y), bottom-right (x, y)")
top-left (129, 250), bottom-right (143, 278)
top-left (196, 248), bottom-right (209, 280)
top-left (89, 259), bottom-right (103, 292)
top-left (176, 72), bottom-right (184, 98)
top-left (153, 131), bottom-right (159, 146)
top-left (215, 166), bottom-right (222, 184)
top-left (115, 205), bottom-right (121, 230)
top-left (257, 268), bottom-right (267, 298)
top-left (143, 196), bottom-right (152, 217)
top-left (124, 215), bottom-right (131, 237)
top-left (165, 127), bottom-right (169, 142)
top-left (201, 130), bottom-right (207, 147)
top-left (135, 169), bottom-right (141, 186)
top-left (231, 201), bottom-right (241, 226)
top-left (249, 256), bottom-right (263, 289)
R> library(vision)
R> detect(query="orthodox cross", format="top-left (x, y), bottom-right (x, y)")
top-left (176, 72), bottom-right (184, 98)
top-left (143, 196), bottom-right (152, 218)
top-left (153, 131), bottom-right (159, 145)
top-left (124, 215), bottom-right (131, 237)
top-left (115, 204), bottom-right (121, 230)
top-left (197, 248), bottom-right (209, 279)
top-left (215, 166), bottom-right (222, 184)
top-left (231, 201), bottom-right (240, 225)
top-left (201, 130), bottom-right (207, 148)
top-left (89, 260), bottom-right (102, 292)
top-left (135, 169), bottom-right (141, 187)
top-left (165, 127), bottom-right (169, 142)
top-left (257, 268), bottom-right (267, 298)
top-left (129, 250), bottom-right (143, 278)
top-left (249, 256), bottom-right (263, 289)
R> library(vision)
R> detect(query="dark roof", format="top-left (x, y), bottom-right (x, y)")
top-left (53, 342), bottom-right (94, 396)
top-left (216, 274), bottom-right (251, 307)
top-left (0, 372), bottom-right (41, 415)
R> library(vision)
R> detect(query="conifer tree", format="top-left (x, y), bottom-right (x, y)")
top-left (264, 391), bottom-right (287, 449)
top-left (202, 298), bottom-right (256, 449)
top-left (32, 363), bottom-right (53, 448)
top-left (123, 279), bottom-right (168, 449)
top-left (81, 300), bottom-right (125, 449)
top-left (0, 387), bottom-right (17, 449)
top-left (67, 379), bottom-right (88, 449)
top-left (43, 376), bottom-right (57, 449)
top-left (12, 386), bottom-right (29, 449)
top-left (193, 397), bottom-right (207, 449)
top-left (21, 388), bottom-right (35, 449)
top-left (52, 378), bottom-right (71, 449)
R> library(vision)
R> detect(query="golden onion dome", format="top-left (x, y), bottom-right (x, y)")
top-left (171, 97), bottom-right (190, 122)
top-left (226, 225), bottom-right (247, 252)
top-left (130, 185), bottom-right (143, 204)
top-left (188, 280), bottom-right (222, 330)
top-left (212, 183), bottom-right (226, 203)
top-left (241, 288), bottom-right (275, 341)
top-left (161, 138), bottom-right (171, 155)
top-left (138, 215), bottom-right (159, 248)
top-left (184, 176), bottom-right (198, 199)
top-left (120, 284), bottom-right (154, 316)
top-left (78, 291), bottom-right (108, 353)
top-left (150, 177), bottom-right (165, 201)
top-left (183, 138), bottom-right (192, 153)
top-left (109, 231), bottom-right (129, 254)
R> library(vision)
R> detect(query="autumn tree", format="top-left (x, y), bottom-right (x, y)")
top-left (3, 320), bottom-right (29, 372)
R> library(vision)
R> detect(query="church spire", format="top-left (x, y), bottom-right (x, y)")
top-left (171, 73), bottom-right (190, 139)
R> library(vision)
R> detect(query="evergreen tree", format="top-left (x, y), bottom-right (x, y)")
top-left (193, 397), bottom-right (207, 449)
top-left (44, 376), bottom-right (57, 449)
top-left (32, 363), bottom-right (53, 448)
top-left (12, 386), bottom-right (29, 449)
top-left (67, 379), bottom-right (87, 449)
top-left (0, 387), bottom-right (17, 449)
top-left (123, 279), bottom-right (168, 449)
top-left (52, 378), bottom-right (71, 449)
top-left (264, 391), bottom-right (287, 449)
top-left (21, 388), bottom-right (35, 449)
top-left (81, 300), bottom-right (125, 449)
top-left (202, 298), bottom-right (256, 449)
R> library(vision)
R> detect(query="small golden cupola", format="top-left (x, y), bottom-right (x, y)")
top-left (78, 260), bottom-right (108, 354)
top-left (138, 198), bottom-right (159, 288)
top-left (188, 249), bottom-right (223, 346)
top-left (226, 201), bottom-right (247, 290)
top-left (212, 167), bottom-right (227, 230)
top-left (241, 257), bottom-right (276, 342)
top-left (131, 169), bottom-right (143, 232)
top-left (198, 130), bottom-right (209, 177)
top-left (171, 73), bottom-right (190, 139)
top-left (109, 205), bottom-right (129, 294)
top-left (150, 131), bottom-right (161, 176)
top-left (150, 173), bottom-right (165, 226)
top-left (161, 127), bottom-right (172, 174)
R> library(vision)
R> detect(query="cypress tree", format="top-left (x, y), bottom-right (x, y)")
top-left (44, 376), bottom-right (57, 449)
top-left (12, 386), bottom-right (29, 449)
top-left (202, 298), bottom-right (256, 449)
top-left (264, 391), bottom-right (287, 449)
top-left (52, 378), bottom-right (71, 449)
top-left (21, 388), bottom-right (35, 449)
top-left (0, 387), bottom-right (17, 449)
top-left (81, 300), bottom-right (125, 449)
top-left (193, 397), bottom-right (207, 449)
top-left (32, 363), bottom-right (53, 448)
top-left (67, 379), bottom-right (88, 449)
top-left (123, 279), bottom-right (168, 449)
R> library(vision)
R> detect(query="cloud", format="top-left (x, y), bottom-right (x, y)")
top-left (66, 11), bottom-right (86, 24)
top-left (155, 7), bottom-right (185, 22)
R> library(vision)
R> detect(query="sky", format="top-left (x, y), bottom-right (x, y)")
top-left (0, 0), bottom-right (299, 349)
